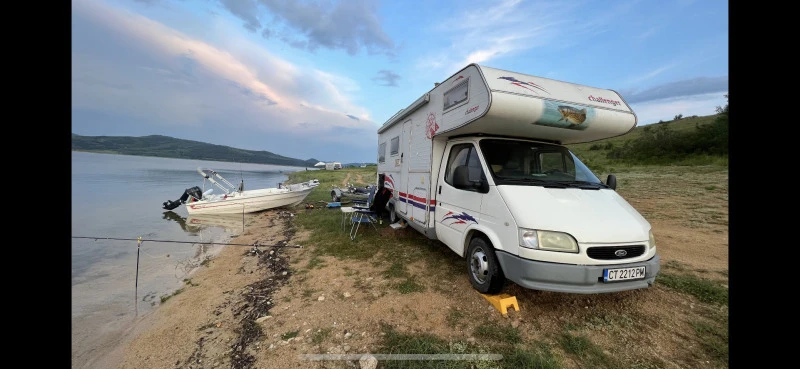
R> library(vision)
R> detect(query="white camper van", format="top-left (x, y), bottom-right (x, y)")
top-left (376, 64), bottom-right (659, 294)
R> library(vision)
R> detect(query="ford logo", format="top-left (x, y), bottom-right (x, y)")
top-left (614, 250), bottom-right (627, 257)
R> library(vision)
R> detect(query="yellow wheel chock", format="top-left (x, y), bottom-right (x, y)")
top-left (479, 293), bottom-right (520, 316)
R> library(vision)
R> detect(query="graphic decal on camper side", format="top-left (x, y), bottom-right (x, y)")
top-left (426, 112), bottom-right (439, 139)
top-left (442, 211), bottom-right (478, 226)
top-left (398, 192), bottom-right (436, 212)
top-left (498, 76), bottom-right (550, 95)
top-left (532, 101), bottom-right (595, 130)
top-left (384, 174), bottom-right (395, 190)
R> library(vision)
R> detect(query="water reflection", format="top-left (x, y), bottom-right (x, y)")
top-left (162, 211), bottom-right (248, 234)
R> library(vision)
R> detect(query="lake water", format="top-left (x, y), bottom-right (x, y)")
top-left (71, 151), bottom-right (313, 368)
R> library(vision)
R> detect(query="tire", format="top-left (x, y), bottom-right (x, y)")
top-left (466, 237), bottom-right (505, 294)
top-left (388, 204), bottom-right (399, 223)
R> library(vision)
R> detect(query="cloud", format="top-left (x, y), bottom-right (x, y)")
top-left (621, 76), bottom-right (728, 104)
top-left (418, 0), bottom-right (633, 75)
top-left (72, 0), bottom-right (379, 162)
top-left (217, 0), bottom-right (396, 56)
top-left (630, 92), bottom-right (727, 125)
top-left (626, 63), bottom-right (679, 85)
top-left (372, 70), bottom-right (400, 87)
top-left (219, 0), bottom-right (263, 32)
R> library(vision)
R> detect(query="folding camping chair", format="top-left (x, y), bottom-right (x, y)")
top-left (349, 186), bottom-right (380, 240)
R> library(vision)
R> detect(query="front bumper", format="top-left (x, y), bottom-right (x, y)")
top-left (496, 251), bottom-right (660, 294)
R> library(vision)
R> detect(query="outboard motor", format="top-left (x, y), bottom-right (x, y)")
top-left (162, 186), bottom-right (204, 210)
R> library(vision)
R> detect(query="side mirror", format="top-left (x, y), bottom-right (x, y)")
top-left (606, 174), bottom-right (617, 190)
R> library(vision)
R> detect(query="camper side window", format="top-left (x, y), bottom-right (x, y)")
top-left (444, 144), bottom-right (488, 193)
top-left (378, 142), bottom-right (386, 163)
top-left (390, 136), bottom-right (400, 156)
top-left (443, 78), bottom-right (469, 111)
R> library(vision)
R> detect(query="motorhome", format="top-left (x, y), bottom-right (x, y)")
top-left (376, 63), bottom-right (659, 294)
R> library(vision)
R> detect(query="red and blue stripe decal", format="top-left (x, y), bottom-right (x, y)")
top-left (398, 192), bottom-right (436, 211)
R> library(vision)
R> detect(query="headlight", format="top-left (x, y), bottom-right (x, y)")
top-left (518, 229), bottom-right (578, 253)
top-left (648, 229), bottom-right (656, 250)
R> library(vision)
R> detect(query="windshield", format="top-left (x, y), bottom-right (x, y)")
top-left (478, 139), bottom-right (602, 186)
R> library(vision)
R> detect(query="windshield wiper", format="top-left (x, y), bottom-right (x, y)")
top-left (555, 180), bottom-right (609, 189)
top-left (498, 178), bottom-right (568, 188)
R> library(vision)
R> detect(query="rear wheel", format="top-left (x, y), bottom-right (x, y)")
top-left (466, 237), bottom-right (505, 294)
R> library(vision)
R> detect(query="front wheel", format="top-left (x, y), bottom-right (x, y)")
top-left (466, 237), bottom-right (505, 294)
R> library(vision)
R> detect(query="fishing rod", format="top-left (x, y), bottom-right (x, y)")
top-left (71, 236), bottom-right (303, 248)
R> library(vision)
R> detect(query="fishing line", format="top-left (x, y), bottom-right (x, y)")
top-left (71, 236), bottom-right (303, 248)
top-left (74, 235), bottom-right (302, 315)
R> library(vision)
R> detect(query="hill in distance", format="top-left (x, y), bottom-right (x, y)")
top-left (71, 134), bottom-right (320, 167)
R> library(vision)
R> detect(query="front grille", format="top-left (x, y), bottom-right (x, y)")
top-left (586, 245), bottom-right (645, 260)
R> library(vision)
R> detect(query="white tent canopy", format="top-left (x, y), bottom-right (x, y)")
top-left (313, 161), bottom-right (326, 167)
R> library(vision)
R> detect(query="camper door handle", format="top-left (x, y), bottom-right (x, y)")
top-left (401, 153), bottom-right (403, 163)
top-left (438, 185), bottom-right (442, 194)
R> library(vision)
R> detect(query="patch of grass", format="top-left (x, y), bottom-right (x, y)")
top-left (200, 257), bottom-right (211, 267)
top-left (376, 323), bottom-right (474, 369)
top-left (628, 358), bottom-right (668, 369)
top-left (558, 332), bottom-right (618, 368)
top-left (690, 319), bottom-right (728, 366)
top-left (281, 330), bottom-right (299, 340)
top-left (183, 278), bottom-right (199, 287)
top-left (402, 306), bottom-right (419, 321)
top-left (500, 344), bottom-right (561, 369)
top-left (705, 185), bottom-right (717, 191)
top-left (376, 323), bottom-right (561, 369)
top-left (663, 260), bottom-right (689, 271)
top-left (446, 309), bottom-right (465, 328)
top-left (473, 323), bottom-right (522, 345)
top-left (306, 255), bottom-right (325, 269)
top-left (301, 288), bottom-right (316, 299)
top-left (384, 262), bottom-right (408, 278)
top-left (160, 288), bottom-right (185, 304)
top-left (311, 327), bottom-right (333, 345)
top-left (657, 272), bottom-right (728, 306)
top-left (396, 277), bottom-right (425, 294)
top-left (583, 312), bottom-right (634, 331)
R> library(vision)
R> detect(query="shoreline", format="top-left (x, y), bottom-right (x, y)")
top-left (72, 225), bottom-right (236, 369)
top-left (110, 210), bottom-right (296, 369)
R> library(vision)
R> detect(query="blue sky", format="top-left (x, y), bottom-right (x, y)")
top-left (72, 0), bottom-right (728, 163)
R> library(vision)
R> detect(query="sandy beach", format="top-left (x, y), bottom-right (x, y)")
top-left (93, 209), bottom-right (301, 369)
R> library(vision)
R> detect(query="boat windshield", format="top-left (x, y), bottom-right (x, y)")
top-left (478, 139), bottom-right (604, 188)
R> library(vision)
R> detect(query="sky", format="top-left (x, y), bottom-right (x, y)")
top-left (72, 0), bottom-right (729, 164)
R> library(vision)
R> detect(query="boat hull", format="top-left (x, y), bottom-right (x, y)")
top-left (186, 187), bottom-right (314, 215)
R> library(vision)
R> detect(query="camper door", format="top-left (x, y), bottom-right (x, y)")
top-left (435, 142), bottom-right (487, 256)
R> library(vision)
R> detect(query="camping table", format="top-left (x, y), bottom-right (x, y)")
top-left (340, 207), bottom-right (356, 230)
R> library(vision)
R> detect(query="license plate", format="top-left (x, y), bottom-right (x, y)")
top-left (603, 266), bottom-right (646, 282)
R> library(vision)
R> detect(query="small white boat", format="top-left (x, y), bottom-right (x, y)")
top-left (163, 168), bottom-right (319, 215)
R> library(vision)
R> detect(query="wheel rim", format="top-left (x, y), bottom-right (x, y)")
top-left (470, 247), bottom-right (489, 284)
